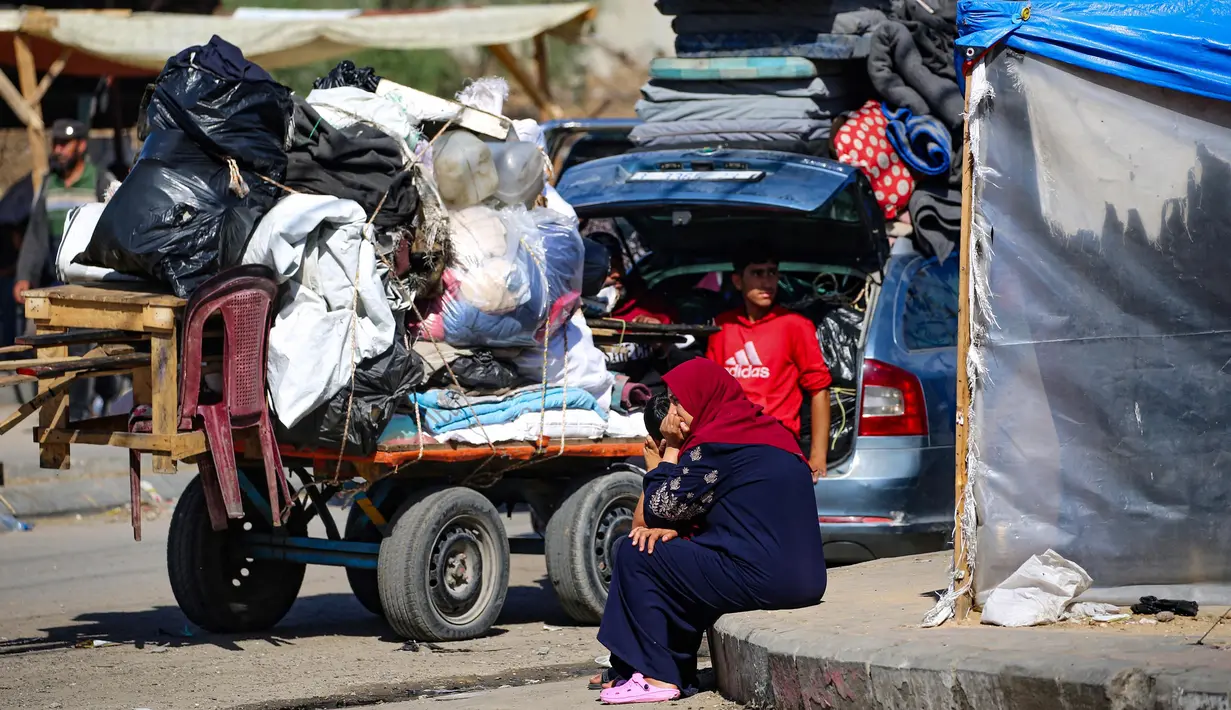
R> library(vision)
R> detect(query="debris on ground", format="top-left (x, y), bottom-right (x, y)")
top-left (0, 512), bottom-right (33, 532)
top-left (74, 639), bottom-right (121, 649)
top-left (1063, 602), bottom-right (1129, 623)
top-left (1131, 596), bottom-right (1199, 617)
top-left (981, 549), bottom-right (1093, 627)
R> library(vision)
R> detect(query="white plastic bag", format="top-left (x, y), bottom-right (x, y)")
top-left (56, 203), bottom-right (140, 284)
top-left (515, 311), bottom-right (615, 403)
top-left (306, 87), bottom-right (419, 160)
top-left (980, 549), bottom-right (1093, 627)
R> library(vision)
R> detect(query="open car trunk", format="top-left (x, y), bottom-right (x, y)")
top-left (558, 148), bottom-right (889, 464)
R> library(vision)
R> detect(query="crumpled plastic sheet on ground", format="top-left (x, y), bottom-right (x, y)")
top-left (980, 549), bottom-right (1092, 627)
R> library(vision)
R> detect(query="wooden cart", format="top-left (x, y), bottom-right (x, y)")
top-left (7, 284), bottom-right (644, 642)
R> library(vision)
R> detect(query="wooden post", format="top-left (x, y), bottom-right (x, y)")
top-left (33, 49), bottom-right (72, 104)
top-left (13, 34), bottom-right (48, 188)
top-left (487, 43), bottom-right (563, 120)
top-left (533, 33), bottom-right (553, 103)
top-left (952, 72), bottom-right (977, 621)
top-left (150, 327), bottom-right (178, 474)
top-left (35, 326), bottom-right (70, 469)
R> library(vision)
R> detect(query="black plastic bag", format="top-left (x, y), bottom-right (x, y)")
top-left (818, 306), bottom-right (862, 388)
top-left (286, 97), bottom-right (417, 228)
top-left (313, 60), bottom-right (383, 92)
top-left (797, 388), bottom-right (858, 461)
top-left (81, 36), bottom-right (292, 296)
top-left (142, 35), bottom-right (293, 180)
top-left (79, 130), bottom-right (281, 297)
top-left (281, 319), bottom-right (424, 456)
top-left (427, 350), bottom-right (522, 392)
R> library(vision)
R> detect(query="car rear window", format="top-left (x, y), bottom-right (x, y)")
top-left (903, 257), bottom-right (960, 350)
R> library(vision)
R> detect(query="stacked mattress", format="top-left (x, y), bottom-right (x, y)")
top-left (632, 0), bottom-right (890, 151)
top-left (634, 0), bottom-right (963, 257)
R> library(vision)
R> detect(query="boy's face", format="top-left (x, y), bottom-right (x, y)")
top-left (732, 261), bottom-right (779, 310)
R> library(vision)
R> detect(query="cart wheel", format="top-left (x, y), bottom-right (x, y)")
top-left (545, 471), bottom-right (641, 624)
top-left (378, 487), bottom-right (510, 641)
top-left (343, 485), bottom-right (409, 618)
top-left (167, 472), bottom-right (306, 634)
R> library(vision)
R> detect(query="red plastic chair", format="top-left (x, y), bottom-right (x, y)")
top-left (129, 265), bottom-right (289, 540)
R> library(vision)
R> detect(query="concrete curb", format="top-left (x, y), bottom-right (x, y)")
top-left (711, 618), bottom-right (1231, 709)
top-left (708, 555), bottom-right (1231, 710)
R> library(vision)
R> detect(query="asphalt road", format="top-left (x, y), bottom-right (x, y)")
top-left (0, 507), bottom-right (737, 710)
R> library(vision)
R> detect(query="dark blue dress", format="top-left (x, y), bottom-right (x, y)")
top-left (597, 442), bottom-right (827, 691)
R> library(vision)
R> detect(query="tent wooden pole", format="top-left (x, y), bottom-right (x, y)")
top-left (14, 34), bottom-right (48, 188)
top-left (0, 71), bottom-right (42, 131)
top-left (533, 33), bottom-right (553, 103)
top-left (487, 43), bottom-right (563, 120)
top-left (33, 49), bottom-right (73, 104)
top-left (952, 73), bottom-right (976, 621)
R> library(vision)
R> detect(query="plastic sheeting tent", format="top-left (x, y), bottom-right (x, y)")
top-left (0, 4), bottom-right (594, 76)
top-left (930, 0), bottom-right (1231, 623)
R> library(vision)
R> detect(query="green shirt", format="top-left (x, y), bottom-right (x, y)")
top-left (44, 161), bottom-right (101, 246)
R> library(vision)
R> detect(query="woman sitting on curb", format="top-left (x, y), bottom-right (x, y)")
top-left (593, 358), bottom-right (828, 704)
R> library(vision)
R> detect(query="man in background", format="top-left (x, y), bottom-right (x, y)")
top-left (13, 119), bottom-right (114, 305)
top-left (13, 119), bottom-right (117, 420)
top-left (706, 248), bottom-right (832, 482)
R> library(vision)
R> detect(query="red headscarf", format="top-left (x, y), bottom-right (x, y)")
top-left (662, 358), bottom-right (805, 460)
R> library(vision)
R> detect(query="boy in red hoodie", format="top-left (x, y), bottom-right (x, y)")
top-left (706, 248), bottom-right (832, 482)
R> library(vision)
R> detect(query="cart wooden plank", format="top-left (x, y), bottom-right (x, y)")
top-left (22, 286), bottom-right (187, 472)
top-left (247, 438), bottom-right (646, 468)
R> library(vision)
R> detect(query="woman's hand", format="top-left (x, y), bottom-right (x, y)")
top-left (660, 410), bottom-right (690, 450)
top-left (632, 315), bottom-right (662, 325)
top-left (643, 436), bottom-right (664, 469)
top-left (629, 526), bottom-right (678, 554)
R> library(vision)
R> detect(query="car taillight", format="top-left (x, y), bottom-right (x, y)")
top-left (859, 359), bottom-right (928, 437)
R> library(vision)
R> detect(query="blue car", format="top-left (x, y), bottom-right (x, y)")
top-left (554, 142), bottom-right (958, 564)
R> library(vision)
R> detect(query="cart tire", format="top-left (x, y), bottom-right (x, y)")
top-left (167, 473), bottom-right (306, 634)
top-left (544, 471), bottom-right (641, 625)
top-left (377, 487), bottom-right (510, 641)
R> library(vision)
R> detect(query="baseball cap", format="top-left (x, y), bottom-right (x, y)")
top-left (51, 119), bottom-right (86, 143)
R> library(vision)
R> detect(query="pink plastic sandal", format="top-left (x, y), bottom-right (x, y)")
top-left (599, 673), bottom-right (680, 704)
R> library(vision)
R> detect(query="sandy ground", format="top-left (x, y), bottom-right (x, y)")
top-left (0, 509), bottom-right (737, 710)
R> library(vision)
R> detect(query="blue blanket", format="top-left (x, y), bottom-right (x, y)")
top-left (881, 104), bottom-right (952, 177)
top-left (408, 386), bottom-right (604, 434)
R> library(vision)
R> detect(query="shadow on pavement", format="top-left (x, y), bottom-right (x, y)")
top-left (0, 569), bottom-right (591, 657)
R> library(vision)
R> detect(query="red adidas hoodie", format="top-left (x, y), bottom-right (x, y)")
top-left (705, 307), bottom-right (832, 436)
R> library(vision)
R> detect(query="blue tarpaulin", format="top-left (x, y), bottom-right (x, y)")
top-left (956, 1), bottom-right (1231, 101)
